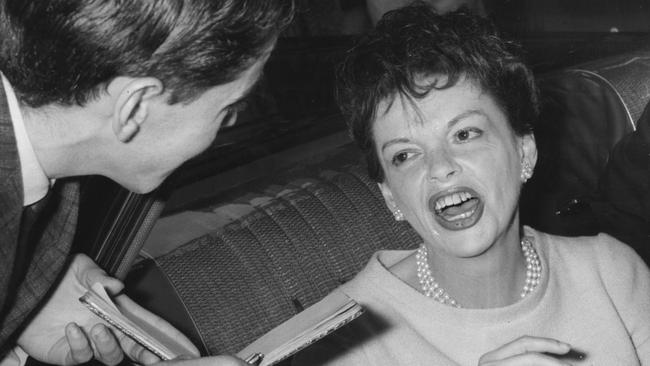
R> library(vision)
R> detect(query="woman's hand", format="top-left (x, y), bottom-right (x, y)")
top-left (478, 336), bottom-right (575, 366)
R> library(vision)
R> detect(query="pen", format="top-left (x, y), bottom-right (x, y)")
top-left (545, 348), bottom-right (587, 361)
top-left (244, 352), bottom-right (264, 366)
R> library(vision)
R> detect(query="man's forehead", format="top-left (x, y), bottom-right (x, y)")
top-left (230, 61), bottom-right (266, 103)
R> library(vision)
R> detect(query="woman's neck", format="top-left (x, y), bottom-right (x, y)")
top-left (391, 227), bottom-right (528, 309)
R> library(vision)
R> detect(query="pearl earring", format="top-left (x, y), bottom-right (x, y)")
top-left (521, 161), bottom-right (533, 182)
top-left (393, 208), bottom-right (405, 221)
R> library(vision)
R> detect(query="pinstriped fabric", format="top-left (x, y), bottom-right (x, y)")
top-left (0, 179), bottom-right (79, 352)
top-left (0, 81), bottom-right (25, 338)
top-left (0, 81), bottom-right (79, 353)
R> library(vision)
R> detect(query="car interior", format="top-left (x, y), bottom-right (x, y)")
top-left (55, 0), bottom-right (650, 363)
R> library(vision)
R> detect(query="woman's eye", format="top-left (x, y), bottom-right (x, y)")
top-left (391, 152), bottom-right (412, 166)
top-left (455, 127), bottom-right (482, 142)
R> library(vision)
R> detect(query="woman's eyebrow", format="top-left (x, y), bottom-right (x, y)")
top-left (381, 110), bottom-right (488, 152)
top-left (381, 110), bottom-right (489, 152)
top-left (447, 109), bottom-right (486, 129)
top-left (381, 137), bottom-right (411, 153)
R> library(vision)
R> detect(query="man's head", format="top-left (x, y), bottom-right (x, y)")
top-left (337, 2), bottom-right (538, 183)
top-left (0, 0), bottom-right (293, 108)
top-left (0, 0), bottom-right (293, 193)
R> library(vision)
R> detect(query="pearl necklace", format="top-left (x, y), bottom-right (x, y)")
top-left (415, 236), bottom-right (541, 308)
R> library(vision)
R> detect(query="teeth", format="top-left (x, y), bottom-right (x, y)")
top-left (445, 196), bottom-right (454, 207)
top-left (452, 195), bottom-right (460, 205)
top-left (434, 191), bottom-right (474, 212)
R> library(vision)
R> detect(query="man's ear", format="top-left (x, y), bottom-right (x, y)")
top-left (111, 77), bottom-right (164, 142)
top-left (520, 133), bottom-right (538, 170)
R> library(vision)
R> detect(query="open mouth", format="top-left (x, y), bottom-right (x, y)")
top-left (429, 187), bottom-right (484, 231)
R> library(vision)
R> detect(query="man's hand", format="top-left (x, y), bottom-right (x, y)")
top-left (17, 254), bottom-right (199, 365)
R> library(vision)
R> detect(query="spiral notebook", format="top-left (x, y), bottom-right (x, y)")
top-left (79, 283), bottom-right (196, 360)
top-left (80, 283), bottom-right (363, 365)
top-left (237, 291), bottom-right (364, 366)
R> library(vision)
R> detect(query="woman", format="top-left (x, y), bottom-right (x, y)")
top-left (293, 3), bottom-right (650, 365)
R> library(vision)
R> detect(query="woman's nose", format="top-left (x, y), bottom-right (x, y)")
top-left (426, 148), bottom-right (461, 182)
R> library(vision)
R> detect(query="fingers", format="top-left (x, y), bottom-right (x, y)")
top-left (64, 323), bottom-right (93, 365)
top-left (479, 336), bottom-right (572, 366)
top-left (99, 277), bottom-right (125, 296)
top-left (71, 254), bottom-right (124, 295)
top-left (90, 324), bottom-right (124, 366)
top-left (65, 323), bottom-right (129, 366)
top-left (113, 331), bottom-right (161, 365)
top-left (483, 353), bottom-right (573, 366)
top-left (81, 261), bottom-right (125, 295)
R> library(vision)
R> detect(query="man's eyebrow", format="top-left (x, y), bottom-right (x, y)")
top-left (380, 109), bottom-right (487, 152)
top-left (230, 71), bottom-right (265, 106)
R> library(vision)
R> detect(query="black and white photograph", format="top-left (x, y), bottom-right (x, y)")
top-left (1, 1), bottom-right (649, 365)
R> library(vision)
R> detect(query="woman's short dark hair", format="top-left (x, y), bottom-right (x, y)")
top-left (0, 0), bottom-right (294, 107)
top-left (337, 2), bottom-right (539, 182)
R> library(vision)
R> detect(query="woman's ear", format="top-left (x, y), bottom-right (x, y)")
top-left (111, 77), bottom-right (164, 142)
top-left (379, 182), bottom-right (406, 221)
top-left (378, 182), bottom-right (399, 212)
top-left (521, 133), bottom-right (538, 169)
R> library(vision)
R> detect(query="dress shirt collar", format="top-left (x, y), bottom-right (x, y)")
top-left (1, 73), bottom-right (53, 206)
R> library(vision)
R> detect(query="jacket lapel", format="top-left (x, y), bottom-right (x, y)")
top-left (0, 81), bottom-right (79, 351)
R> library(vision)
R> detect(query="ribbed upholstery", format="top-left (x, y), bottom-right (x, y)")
top-left (139, 164), bottom-right (420, 355)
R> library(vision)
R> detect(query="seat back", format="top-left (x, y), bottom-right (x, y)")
top-left (521, 51), bottom-right (650, 235)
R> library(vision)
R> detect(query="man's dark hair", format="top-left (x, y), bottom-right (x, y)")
top-left (337, 2), bottom-right (539, 182)
top-left (0, 0), bottom-right (294, 107)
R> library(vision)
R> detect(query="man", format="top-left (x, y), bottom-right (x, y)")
top-left (0, 1), bottom-right (293, 365)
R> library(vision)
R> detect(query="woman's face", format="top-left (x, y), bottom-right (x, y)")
top-left (374, 77), bottom-right (537, 259)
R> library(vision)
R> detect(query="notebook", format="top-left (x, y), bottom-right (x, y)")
top-left (80, 283), bottom-right (363, 365)
top-left (237, 291), bottom-right (364, 366)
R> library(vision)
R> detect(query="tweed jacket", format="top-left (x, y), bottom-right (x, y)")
top-left (0, 81), bottom-right (79, 355)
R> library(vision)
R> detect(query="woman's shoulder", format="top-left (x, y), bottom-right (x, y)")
top-left (340, 248), bottom-right (417, 294)
top-left (528, 226), bottom-right (634, 253)
top-left (527, 226), bottom-right (649, 278)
